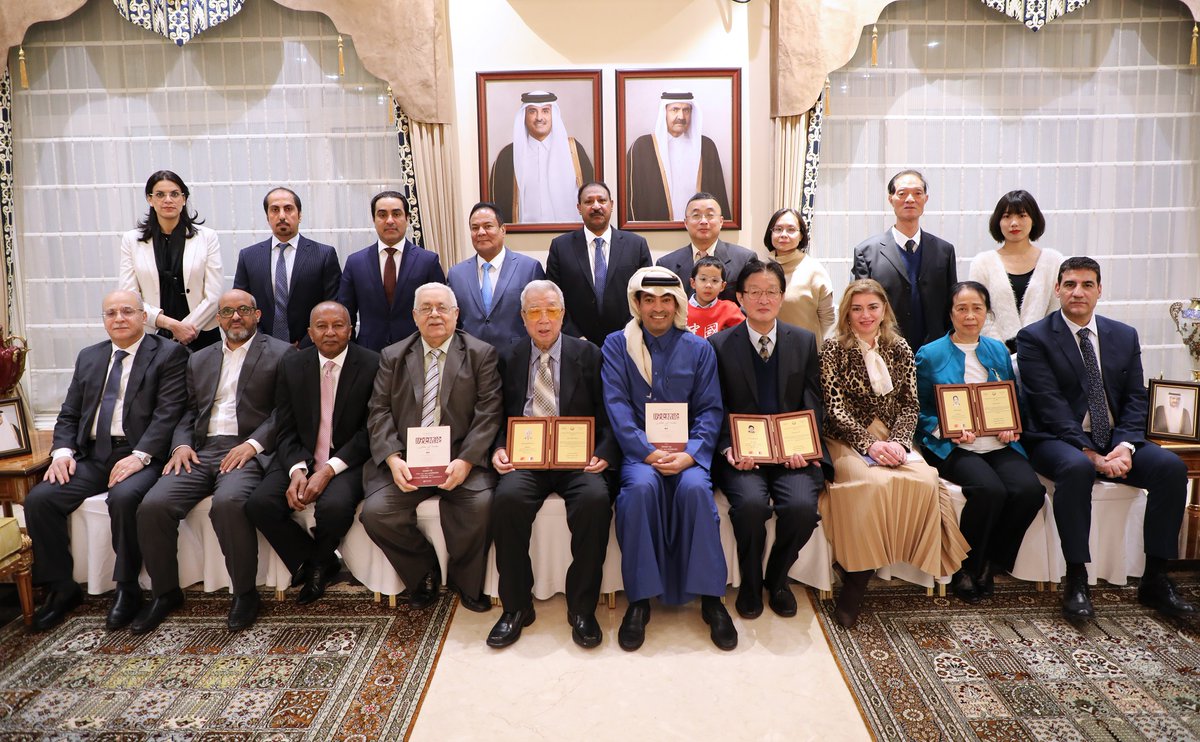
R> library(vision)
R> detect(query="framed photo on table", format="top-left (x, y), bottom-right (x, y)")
top-left (0, 397), bottom-right (30, 459)
top-left (616, 68), bottom-right (741, 230)
top-left (476, 70), bottom-right (603, 233)
top-left (1146, 379), bottom-right (1200, 443)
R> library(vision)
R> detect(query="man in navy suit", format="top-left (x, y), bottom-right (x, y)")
top-left (547, 181), bottom-right (652, 345)
top-left (233, 187), bottom-right (342, 346)
top-left (656, 192), bottom-right (755, 304)
top-left (447, 202), bottom-right (545, 350)
top-left (338, 191), bottom-right (445, 352)
top-left (851, 170), bottom-right (957, 351)
top-left (1017, 256), bottom-right (1195, 621)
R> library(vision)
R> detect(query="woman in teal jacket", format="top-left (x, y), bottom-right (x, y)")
top-left (915, 281), bottom-right (1044, 604)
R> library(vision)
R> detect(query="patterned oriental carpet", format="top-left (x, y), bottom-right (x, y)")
top-left (0, 589), bottom-right (455, 740)
top-left (812, 575), bottom-right (1200, 741)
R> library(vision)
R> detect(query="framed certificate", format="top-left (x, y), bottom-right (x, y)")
top-left (508, 417), bottom-right (551, 469)
top-left (728, 410), bottom-right (822, 464)
top-left (645, 402), bottom-right (688, 453)
top-left (774, 410), bottom-right (822, 461)
top-left (406, 425), bottom-right (451, 487)
top-left (975, 381), bottom-right (1022, 435)
top-left (551, 417), bottom-right (594, 469)
top-left (504, 416), bottom-right (596, 470)
top-left (935, 384), bottom-right (975, 439)
top-left (730, 414), bottom-right (774, 462)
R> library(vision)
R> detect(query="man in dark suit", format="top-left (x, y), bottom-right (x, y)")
top-left (338, 191), bottom-right (445, 352)
top-left (656, 191), bottom-right (755, 304)
top-left (362, 282), bottom-right (502, 613)
top-left (547, 181), bottom-right (652, 345)
top-left (447, 202), bottom-right (546, 350)
top-left (851, 169), bottom-right (957, 351)
top-left (709, 259), bottom-right (829, 621)
top-left (133, 289), bottom-right (293, 633)
top-left (486, 280), bottom-right (615, 649)
top-left (24, 290), bottom-right (188, 632)
top-left (233, 187), bottom-right (342, 346)
top-left (245, 301), bottom-right (380, 604)
top-left (1017, 256), bottom-right (1195, 621)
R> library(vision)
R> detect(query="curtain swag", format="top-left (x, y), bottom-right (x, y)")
top-left (981, 0), bottom-right (1092, 31)
top-left (112, 0), bottom-right (246, 46)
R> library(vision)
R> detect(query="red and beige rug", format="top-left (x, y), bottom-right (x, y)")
top-left (0, 589), bottom-right (455, 739)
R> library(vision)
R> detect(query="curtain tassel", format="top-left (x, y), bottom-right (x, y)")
top-left (1190, 23), bottom-right (1197, 66)
top-left (18, 46), bottom-right (28, 89)
top-left (823, 77), bottom-right (831, 115)
top-left (387, 85), bottom-right (395, 125)
top-left (871, 25), bottom-right (878, 66)
top-left (337, 35), bottom-right (345, 76)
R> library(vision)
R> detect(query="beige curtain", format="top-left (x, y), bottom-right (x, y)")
top-left (410, 122), bottom-right (463, 269)
top-left (772, 114), bottom-right (808, 210)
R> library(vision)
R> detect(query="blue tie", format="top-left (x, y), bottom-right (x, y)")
top-left (481, 262), bottom-right (495, 314)
top-left (94, 349), bottom-right (129, 462)
top-left (272, 243), bottom-right (290, 341)
top-left (593, 237), bottom-right (607, 309)
top-left (1077, 328), bottom-right (1112, 451)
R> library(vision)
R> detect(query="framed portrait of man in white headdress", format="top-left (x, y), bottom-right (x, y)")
top-left (1147, 379), bottom-right (1200, 443)
top-left (477, 70), bottom-right (603, 232)
top-left (616, 68), bottom-right (741, 230)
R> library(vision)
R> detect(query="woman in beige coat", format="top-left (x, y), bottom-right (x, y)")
top-left (763, 208), bottom-right (834, 341)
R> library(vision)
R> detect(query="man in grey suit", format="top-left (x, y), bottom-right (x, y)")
top-left (25, 290), bottom-right (189, 632)
top-left (133, 289), bottom-right (293, 633)
top-left (851, 169), bottom-right (957, 351)
top-left (447, 202), bottom-right (546, 350)
top-left (656, 192), bottom-right (755, 304)
top-left (362, 282), bottom-right (502, 613)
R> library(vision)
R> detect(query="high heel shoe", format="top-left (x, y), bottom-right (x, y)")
top-left (834, 567), bottom-right (874, 629)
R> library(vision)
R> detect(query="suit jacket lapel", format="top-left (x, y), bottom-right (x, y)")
top-left (775, 325), bottom-right (795, 404)
top-left (1049, 313), bottom-right (1087, 384)
top-left (491, 254), bottom-right (520, 317)
top-left (463, 255), bottom-right (486, 318)
top-left (732, 324), bottom-right (760, 408)
top-left (881, 237), bottom-right (911, 287)
top-left (440, 334), bottom-right (465, 410)
top-left (253, 241), bottom-right (273, 299)
top-left (406, 340), bottom-right (426, 412)
top-left (558, 341), bottom-right (579, 413)
top-left (236, 335), bottom-right (265, 402)
top-left (290, 237), bottom-right (315, 293)
top-left (574, 231), bottom-right (596, 290)
top-left (331, 347), bottom-right (358, 429)
top-left (1096, 318), bottom-right (1123, 406)
top-left (122, 337), bottom-right (155, 420)
top-left (511, 341), bottom-right (533, 414)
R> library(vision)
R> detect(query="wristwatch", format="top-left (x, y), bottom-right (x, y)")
top-left (132, 451), bottom-right (152, 466)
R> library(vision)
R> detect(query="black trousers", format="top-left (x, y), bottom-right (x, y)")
top-left (1028, 439), bottom-right (1187, 563)
top-left (24, 444), bottom-right (158, 588)
top-left (244, 463), bottom-right (364, 574)
top-left (927, 445), bottom-right (1044, 574)
top-left (716, 461), bottom-right (822, 594)
top-left (490, 469), bottom-right (612, 615)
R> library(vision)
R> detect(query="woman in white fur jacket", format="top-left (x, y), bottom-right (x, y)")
top-left (968, 190), bottom-right (1064, 353)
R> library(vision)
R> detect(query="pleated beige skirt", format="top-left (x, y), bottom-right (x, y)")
top-left (819, 430), bottom-right (969, 576)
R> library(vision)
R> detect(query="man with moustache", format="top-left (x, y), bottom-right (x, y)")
top-left (546, 181), bottom-right (652, 345)
top-left (656, 192), bottom-right (755, 304)
top-left (245, 302), bottom-right (379, 604)
top-left (24, 290), bottom-right (188, 631)
top-left (134, 290), bottom-right (293, 633)
top-left (233, 187), bottom-right (342, 346)
top-left (486, 280), bottom-right (616, 649)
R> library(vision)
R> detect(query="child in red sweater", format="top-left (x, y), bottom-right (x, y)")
top-left (687, 256), bottom-right (744, 339)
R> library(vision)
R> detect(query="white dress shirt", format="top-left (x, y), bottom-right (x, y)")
top-left (583, 225), bottom-right (613, 278)
top-left (206, 338), bottom-right (264, 453)
top-left (891, 226), bottom-right (923, 251)
top-left (377, 239), bottom-right (404, 283)
top-left (271, 235), bottom-right (299, 296)
top-left (53, 335), bottom-right (147, 462)
top-left (477, 247), bottom-right (508, 288)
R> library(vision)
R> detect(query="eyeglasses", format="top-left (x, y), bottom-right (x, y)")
top-left (523, 307), bottom-right (564, 320)
top-left (217, 305), bottom-right (256, 318)
top-left (416, 305), bottom-right (457, 317)
top-left (151, 190), bottom-right (184, 201)
top-left (102, 306), bottom-right (141, 319)
top-left (742, 289), bottom-right (783, 301)
top-left (772, 227), bottom-right (801, 236)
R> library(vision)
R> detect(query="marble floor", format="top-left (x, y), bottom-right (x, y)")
top-left (409, 588), bottom-right (871, 742)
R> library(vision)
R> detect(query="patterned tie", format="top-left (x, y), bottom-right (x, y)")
top-left (1076, 328), bottom-right (1112, 451)
top-left (383, 247), bottom-right (398, 306)
top-left (421, 348), bottom-right (442, 428)
top-left (94, 349), bottom-right (129, 462)
top-left (904, 239), bottom-right (916, 253)
top-left (272, 243), bottom-right (290, 341)
top-left (759, 335), bottom-right (771, 362)
top-left (532, 352), bottom-right (556, 417)
top-left (593, 238), bottom-right (607, 309)
top-left (314, 360), bottom-right (335, 470)
top-left (481, 262), bottom-right (495, 314)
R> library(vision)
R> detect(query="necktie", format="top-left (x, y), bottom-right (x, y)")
top-left (383, 247), bottom-right (398, 306)
top-left (94, 349), bottom-right (129, 462)
top-left (1077, 328), bottom-right (1112, 450)
top-left (904, 239), bottom-right (916, 253)
top-left (593, 238), bottom-right (607, 309)
top-left (759, 335), bottom-right (771, 362)
top-left (532, 352), bottom-right (556, 417)
top-left (314, 360), bottom-right (335, 470)
top-left (481, 262), bottom-right (495, 314)
top-left (421, 348), bottom-right (442, 428)
top-left (272, 243), bottom-right (291, 341)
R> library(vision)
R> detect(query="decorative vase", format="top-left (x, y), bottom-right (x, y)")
top-left (0, 331), bottom-right (27, 397)
top-left (1169, 298), bottom-right (1200, 382)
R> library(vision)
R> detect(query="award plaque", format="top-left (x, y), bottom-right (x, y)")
top-left (645, 402), bottom-right (688, 453)
top-left (406, 425), bottom-right (451, 487)
top-left (504, 416), bottom-right (595, 470)
top-left (730, 414), bottom-right (774, 462)
top-left (507, 417), bottom-right (551, 469)
top-left (935, 384), bottom-right (975, 438)
top-left (550, 416), bottom-right (594, 469)
top-left (974, 381), bottom-right (1022, 435)
top-left (728, 410), bottom-right (822, 464)
top-left (774, 410), bottom-right (822, 461)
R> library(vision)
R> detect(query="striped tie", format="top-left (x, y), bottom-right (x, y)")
top-left (421, 348), bottom-right (442, 428)
top-left (532, 352), bottom-right (555, 417)
top-left (272, 243), bottom-right (290, 341)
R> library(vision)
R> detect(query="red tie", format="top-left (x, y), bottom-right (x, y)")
top-left (383, 248), bottom-right (398, 306)
top-left (314, 360), bottom-right (335, 470)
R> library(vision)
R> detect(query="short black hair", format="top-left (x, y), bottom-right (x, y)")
top-left (1057, 256), bottom-right (1102, 285)
top-left (686, 192), bottom-right (721, 211)
top-left (371, 190), bottom-right (409, 218)
top-left (735, 258), bottom-right (785, 294)
top-left (577, 181), bottom-right (611, 203)
top-left (887, 169), bottom-right (928, 195)
top-left (691, 255), bottom-right (726, 280)
top-left (988, 190), bottom-right (1046, 242)
top-left (263, 187), bottom-right (301, 214)
top-left (469, 201), bottom-right (506, 227)
top-left (948, 280), bottom-right (993, 313)
top-left (762, 207), bottom-right (809, 253)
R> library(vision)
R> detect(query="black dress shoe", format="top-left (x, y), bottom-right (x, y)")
top-left (454, 588), bottom-right (492, 614)
top-left (289, 562), bottom-right (313, 589)
top-left (618, 599), bottom-right (650, 651)
top-left (951, 570), bottom-right (981, 605)
top-left (32, 583), bottom-right (83, 633)
top-left (297, 559), bottom-right (339, 605)
top-left (768, 585), bottom-right (798, 618)
top-left (568, 612), bottom-right (602, 649)
top-left (975, 562), bottom-right (996, 598)
top-left (1138, 574), bottom-right (1198, 619)
top-left (106, 584), bottom-right (144, 630)
top-left (734, 585), bottom-right (763, 619)
top-left (700, 595), bottom-right (738, 651)
top-left (130, 588), bottom-right (184, 634)
top-left (1061, 572), bottom-right (1095, 621)
top-left (407, 570), bottom-right (440, 611)
top-left (486, 607), bottom-right (535, 648)
top-left (228, 591), bottom-right (260, 631)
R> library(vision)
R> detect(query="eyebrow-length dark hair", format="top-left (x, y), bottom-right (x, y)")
top-left (988, 190), bottom-right (1046, 242)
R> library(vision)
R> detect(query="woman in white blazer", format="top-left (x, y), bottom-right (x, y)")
top-left (968, 190), bottom-right (1064, 353)
top-left (119, 170), bottom-right (223, 349)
